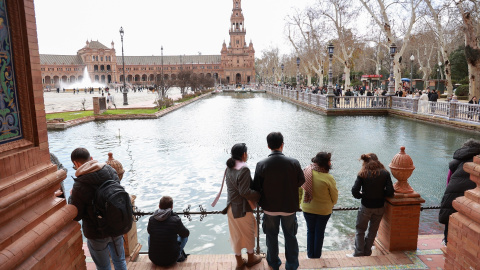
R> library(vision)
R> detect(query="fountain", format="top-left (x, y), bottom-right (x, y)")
top-left (59, 67), bottom-right (107, 90)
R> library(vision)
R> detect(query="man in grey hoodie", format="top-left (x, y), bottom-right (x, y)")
top-left (147, 196), bottom-right (190, 266)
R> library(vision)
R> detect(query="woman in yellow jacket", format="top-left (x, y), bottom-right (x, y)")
top-left (299, 152), bottom-right (338, 258)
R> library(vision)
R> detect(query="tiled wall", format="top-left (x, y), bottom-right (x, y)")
top-left (0, 1), bottom-right (86, 269)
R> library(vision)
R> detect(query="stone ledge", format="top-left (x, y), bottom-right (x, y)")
top-left (269, 92), bottom-right (480, 133)
top-left (46, 93), bottom-right (210, 130)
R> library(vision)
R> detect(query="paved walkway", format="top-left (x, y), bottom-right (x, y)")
top-left (43, 88), bottom-right (185, 113)
top-left (83, 234), bottom-right (444, 269)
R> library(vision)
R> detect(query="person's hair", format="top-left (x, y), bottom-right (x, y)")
top-left (358, 153), bottom-right (385, 178)
top-left (267, 132), bottom-right (283, 150)
top-left (71, 147), bottom-right (91, 163)
top-left (311, 152), bottom-right (332, 172)
top-left (226, 143), bottom-right (247, 168)
top-left (159, 196), bottom-right (173, 209)
top-left (463, 138), bottom-right (480, 148)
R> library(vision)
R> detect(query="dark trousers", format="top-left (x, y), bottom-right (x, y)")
top-left (262, 213), bottom-right (299, 270)
top-left (303, 212), bottom-right (331, 258)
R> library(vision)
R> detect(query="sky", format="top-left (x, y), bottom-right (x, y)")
top-left (34, 0), bottom-right (317, 57)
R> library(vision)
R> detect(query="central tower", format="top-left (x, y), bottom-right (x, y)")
top-left (221, 0), bottom-right (255, 86)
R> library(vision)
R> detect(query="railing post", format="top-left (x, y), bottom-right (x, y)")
top-left (296, 90), bottom-right (299, 100)
top-left (377, 147), bottom-right (425, 251)
top-left (412, 98), bottom-right (419, 114)
top-left (449, 102), bottom-right (457, 120)
top-left (327, 96), bottom-right (335, 109)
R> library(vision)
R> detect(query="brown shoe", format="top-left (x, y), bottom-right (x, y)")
top-left (235, 255), bottom-right (246, 270)
top-left (246, 252), bottom-right (262, 267)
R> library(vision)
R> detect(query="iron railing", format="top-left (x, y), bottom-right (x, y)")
top-left (133, 204), bottom-right (440, 255)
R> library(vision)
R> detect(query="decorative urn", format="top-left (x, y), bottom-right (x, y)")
top-left (389, 146), bottom-right (415, 193)
top-left (106, 152), bottom-right (125, 181)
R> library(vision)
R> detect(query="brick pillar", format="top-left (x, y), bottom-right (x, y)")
top-left (377, 193), bottom-right (425, 251)
top-left (93, 97), bottom-right (107, 115)
top-left (444, 156), bottom-right (480, 269)
top-left (377, 146), bottom-right (425, 251)
top-left (0, 1), bottom-right (85, 269)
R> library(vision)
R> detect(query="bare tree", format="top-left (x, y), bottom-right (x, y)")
top-left (423, 0), bottom-right (458, 95)
top-left (358, 0), bottom-right (421, 92)
top-left (455, 0), bottom-right (480, 98)
top-left (176, 70), bottom-right (191, 95)
top-left (313, 0), bottom-right (360, 89)
top-left (286, 8), bottom-right (327, 86)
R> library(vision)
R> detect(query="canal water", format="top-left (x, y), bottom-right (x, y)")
top-left (48, 93), bottom-right (478, 254)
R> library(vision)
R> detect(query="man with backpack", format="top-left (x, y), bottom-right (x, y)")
top-left (69, 147), bottom-right (132, 270)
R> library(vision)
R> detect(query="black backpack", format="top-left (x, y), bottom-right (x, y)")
top-left (93, 179), bottom-right (133, 237)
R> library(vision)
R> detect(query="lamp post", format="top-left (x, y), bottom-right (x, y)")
top-left (296, 57), bottom-right (300, 91)
top-left (437, 61), bottom-right (442, 92)
top-left (387, 43), bottom-right (397, 96)
top-left (119, 26), bottom-right (128, 105)
top-left (272, 67), bottom-right (275, 85)
top-left (161, 46), bottom-right (164, 96)
top-left (281, 63), bottom-right (284, 86)
top-left (327, 43), bottom-right (334, 96)
top-left (410, 54), bottom-right (415, 93)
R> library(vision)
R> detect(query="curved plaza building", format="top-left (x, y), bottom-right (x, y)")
top-left (40, 0), bottom-right (255, 89)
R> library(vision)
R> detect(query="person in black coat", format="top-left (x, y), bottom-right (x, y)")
top-left (148, 196), bottom-right (190, 267)
top-left (69, 147), bottom-right (127, 270)
top-left (439, 139), bottom-right (480, 244)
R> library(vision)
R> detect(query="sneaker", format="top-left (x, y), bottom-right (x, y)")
top-left (346, 254), bottom-right (355, 258)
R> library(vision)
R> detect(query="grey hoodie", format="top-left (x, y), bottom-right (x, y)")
top-left (152, 208), bottom-right (172, 221)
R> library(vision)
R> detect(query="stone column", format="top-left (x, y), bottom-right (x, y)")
top-left (444, 156), bottom-right (480, 269)
top-left (377, 147), bottom-right (425, 251)
top-left (448, 102), bottom-right (457, 120)
top-left (412, 98), bottom-right (419, 114)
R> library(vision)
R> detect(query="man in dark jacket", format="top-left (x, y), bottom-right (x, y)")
top-left (148, 196), bottom-right (189, 267)
top-left (253, 132), bottom-right (305, 270)
top-left (69, 147), bottom-right (127, 270)
top-left (439, 139), bottom-right (480, 244)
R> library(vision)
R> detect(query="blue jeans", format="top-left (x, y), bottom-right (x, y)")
top-left (303, 212), bottom-right (331, 258)
top-left (354, 204), bottom-right (385, 256)
top-left (87, 236), bottom-right (127, 270)
top-left (262, 213), bottom-right (299, 270)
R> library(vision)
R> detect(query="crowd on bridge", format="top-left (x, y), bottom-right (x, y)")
top-left (53, 132), bottom-right (480, 270)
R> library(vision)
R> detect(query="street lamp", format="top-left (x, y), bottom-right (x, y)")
top-left (161, 46), bottom-right (164, 96)
top-left (281, 63), bottom-right (284, 86)
top-left (119, 26), bottom-right (128, 105)
top-left (272, 67), bottom-right (275, 85)
top-left (296, 57), bottom-right (300, 91)
top-left (327, 43), bottom-right (334, 96)
top-left (410, 54), bottom-right (415, 94)
top-left (437, 61), bottom-right (442, 92)
top-left (387, 43), bottom-right (397, 96)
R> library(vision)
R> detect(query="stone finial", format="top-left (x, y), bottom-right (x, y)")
top-left (106, 152), bottom-right (125, 181)
top-left (389, 146), bottom-right (415, 193)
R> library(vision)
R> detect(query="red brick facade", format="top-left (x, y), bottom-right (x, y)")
top-left (40, 0), bottom-right (255, 89)
top-left (0, 0), bottom-right (85, 269)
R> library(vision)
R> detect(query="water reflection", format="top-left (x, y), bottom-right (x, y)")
top-left (48, 93), bottom-right (479, 254)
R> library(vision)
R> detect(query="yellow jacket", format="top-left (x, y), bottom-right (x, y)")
top-left (299, 171), bottom-right (338, 215)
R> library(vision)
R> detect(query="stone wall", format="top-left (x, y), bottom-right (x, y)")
top-left (0, 1), bottom-right (85, 269)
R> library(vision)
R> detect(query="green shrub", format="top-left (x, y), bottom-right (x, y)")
top-left (455, 85), bottom-right (469, 96)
